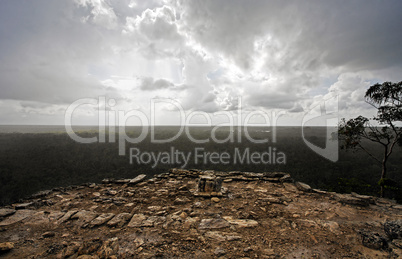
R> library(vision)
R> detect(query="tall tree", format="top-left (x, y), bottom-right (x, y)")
top-left (338, 81), bottom-right (402, 197)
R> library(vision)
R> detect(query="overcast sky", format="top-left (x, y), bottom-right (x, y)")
top-left (0, 0), bottom-right (401, 126)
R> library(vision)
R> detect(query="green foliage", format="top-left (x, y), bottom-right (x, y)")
top-left (338, 81), bottom-right (402, 197)
top-left (365, 81), bottom-right (402, 124)
top-left (338, 116), bottom-right (368, 150)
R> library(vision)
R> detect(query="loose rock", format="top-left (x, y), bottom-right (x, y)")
top-left (214, 247), bottom-right (226, 256)
top-left (107, 213), bottom-right (132, 228)
top-left (42, 231), bottom-right (56, 238)
top-left (0, 242), bottom-right (14, 252)
top-left (223, 216), bottom-right (259, 228)
top-left (89, 213), bottom-right (115, 228)
top-left (199, 218), bottom-right (230, 230)
top-left (57, 210), bottom-right (78, 225)
top-left (129, 174), bottom-right (147, 185)
top-left (295, 182), bottom-right (312, 192)
top-left (70, 210), bottom-right (98, 228)
top-left (211, 197), bottom-right (220, 203)
top-left (127, 214), bottom-right (147, 228)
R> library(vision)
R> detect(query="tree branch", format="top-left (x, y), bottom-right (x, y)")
top-left (356, 142), bottom-right (382, 163)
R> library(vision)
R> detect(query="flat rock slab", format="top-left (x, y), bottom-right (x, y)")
top-left (128, 214), bottom-right (147, 227)
top-left (223, 217), bottom-right (259, 228)
top-left (313, 189), bottom-right (328, 194)
top-left (0, 210), bottom-right (36, 226)
top-left (351, 192), bottom-right (375, 204)
top-left (193, 192), bottom-right (223, 197)
top-left (30, 190), bottom-right (52, 199)
top-left (143, 216), bottom-right (166, 227)
top-left (70, 210), bottom-right (98, 227)
top-left (173, 197), bottom-right (191, 205)
top-left (129, 174), bottom-right (146, 185)
top-left (89, 213), bottom-right (115, 228)
top-left (334, 194), bottom-right (369, 207)
top-left (199, 218), bottom-right (230, 229)
top-left (0, 209), bottom-right (16, 218)
top-left (57, 210), bottom-right (78, 225)
top-left (283, 183), bottom-right (299, 193)
top-left (295, 182), bottom-right (312, 192)
top-left (13, 202), bottom-right (34, 210)
top-left (24, 211), bottom-right (51, 225)
top-left (128, 214), bottom-right (165, 227)
top-left (393, 205), bottom-right (402, 210)
top-left (204, 231), bottom-right (242, 242)
top-left (48, 211), bottom-right (65, 221)
top-left (107, 213), bottom-right (132, 228)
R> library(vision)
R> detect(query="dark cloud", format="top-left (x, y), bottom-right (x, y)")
top-left (178, 0), bottom-right (402, 72)
top-left (0, 0), bottom-right (401, 124)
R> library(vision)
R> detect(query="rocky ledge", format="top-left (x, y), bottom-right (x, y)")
top-left (0, 169), bottom-right (402, 258)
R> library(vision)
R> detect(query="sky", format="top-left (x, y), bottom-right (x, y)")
top-left (0, 0), bottom-right (401, 126)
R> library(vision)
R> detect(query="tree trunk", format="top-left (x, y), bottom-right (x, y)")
top-left (380, 157), bottom-right (387, 198)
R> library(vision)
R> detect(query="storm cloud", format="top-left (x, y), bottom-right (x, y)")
top-left (0, 0), bottom-right (401, 125)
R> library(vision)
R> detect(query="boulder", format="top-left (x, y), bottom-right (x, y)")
top-left (384, 220), bottom-right (402, 240)
top-left (198, 175), bottom-right (222, 193)
top-left (359, 230), bottom-right (388, 250)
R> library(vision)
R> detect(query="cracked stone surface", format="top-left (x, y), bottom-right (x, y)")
top-left (0, 168), bottom-right (401, 258)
